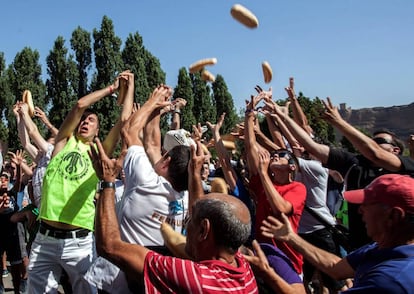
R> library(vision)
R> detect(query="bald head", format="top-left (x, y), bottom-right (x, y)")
top-left (193, 193), bottom-right (251, 252)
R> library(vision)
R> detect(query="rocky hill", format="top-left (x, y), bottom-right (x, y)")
top-left (338, 102), bottom-right (414, 144)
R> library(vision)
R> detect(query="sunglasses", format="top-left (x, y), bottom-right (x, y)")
top-left (373, 137), bottom-right (396, 147)
top-left (270, 151), bottom-right (290, 159)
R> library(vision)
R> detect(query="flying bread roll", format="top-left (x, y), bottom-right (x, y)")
top-left (230, 4), bottom-right (259, 29)
top-left (262, 61), bottom-right (273, 84)
top-left (22, 90), bottom-right (35, 117)
top-left (201, 69), bottom-right (216, 82)
top-left (189, 57), bottom-right (217, 74)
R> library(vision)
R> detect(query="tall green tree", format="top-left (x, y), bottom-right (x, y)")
top-left (0, 53), bottom-right (12, 143)
top-left (191, 73), bottom-right (216, 127)
top-left (173, 67), bottom-right (196, 131)
top-left (70, 26), bottom-right (92, 98)
top-left (7, 47), bottom-right (46, 149)
top-left (142, 49), bottom-right (165, 90)
top-left (121, 32), bottom-right (150, 105)
top-left (46, 36), bottom-right (78, 131)
top-left (92, 15), bottom-right (123, 138)
top-left (212, 75), bottom-right (238, 134)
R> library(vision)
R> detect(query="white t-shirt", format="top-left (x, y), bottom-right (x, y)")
top-left (85, 145), bottom-right (188, 293)
top-left (118, 145), bottom-right (188, 245)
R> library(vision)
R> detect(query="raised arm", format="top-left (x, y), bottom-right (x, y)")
top-left (123, 85), bottom-right (172, 149)
top-left (257, 149), bottom-right (293, 215)
top-left (34, 106), bottom-right (59, 138)
top-left (144, 87), bottom-right (174, 165)
top-left (270, 103), bottom-right (330, 164)
top-left (101, 71), bottom-right (135, 156)
top-left (19, 103), bottom-right (51, 155)
top-left (206, 113), bottom-right (238, 191)
top-left (90, 137), bottom-right (149, 276)
top-left (285, 77), bottom-right (313, 136)
top-left (261, 213), bottom-right (354, 280)
top-left (53, 77), bottom-right (120, 157)
top-left (170, 98), bottom-right (187, 130)
top-left (322, 97), bottom-right (402, 171)
top-left (187, 141), bottom-right (205, 215)
top-left (244, 93), bottom-right (264, 177)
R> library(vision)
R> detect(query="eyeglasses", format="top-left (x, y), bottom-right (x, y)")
top-left (373, 137), bottom-right (396, 147)
top-left (270, 151), bottom-right (290, 160)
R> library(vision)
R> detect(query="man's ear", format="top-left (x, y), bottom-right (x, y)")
top-left (289, 163), bottom-right (297, 172)
top-left (391, 146), bottom-right (401, 155)
top-left (198, 218), bottom-right (211, 241)
top-left (390, 207), bottom-right (405, 223)
top-left (162, 156), bottom-right (171, 169)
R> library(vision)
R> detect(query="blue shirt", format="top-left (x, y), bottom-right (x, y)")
top-left (346, 242), bottom-right (414, 293)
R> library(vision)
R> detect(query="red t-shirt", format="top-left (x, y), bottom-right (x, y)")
top-left (144, 251), bottom-right (258, 293)
top-left (249, 175), bottom-right (306, 274)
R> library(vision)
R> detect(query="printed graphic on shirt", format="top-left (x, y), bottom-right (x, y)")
top-left (58, 151), bottom-right (90, 181)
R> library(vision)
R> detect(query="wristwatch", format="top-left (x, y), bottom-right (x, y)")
top-left (97, 181), bottom-right (116, 192)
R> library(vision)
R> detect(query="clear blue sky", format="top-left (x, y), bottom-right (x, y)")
top-left (1, 0), bottom-right (413, 112)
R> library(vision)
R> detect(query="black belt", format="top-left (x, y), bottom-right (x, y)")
top-left (39, 224), bottom-right (90, 239)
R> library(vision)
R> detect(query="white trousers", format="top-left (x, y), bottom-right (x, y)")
top-left (27, 231), bottom-right (97, 294)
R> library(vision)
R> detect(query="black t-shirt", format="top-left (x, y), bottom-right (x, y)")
top-left (325, 148), bottom-right (414, 249)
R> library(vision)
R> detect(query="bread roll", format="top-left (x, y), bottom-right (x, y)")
top-left (189, 58), bottom-right (217, 74)
top-left (230, 4), bottom-right (259, 29)
top-left (262, 61), bottom-right (273, 84)
top-left (22, 90), bottom-right (35, 117)
top-left (201, 69), bottom-right (216, 82)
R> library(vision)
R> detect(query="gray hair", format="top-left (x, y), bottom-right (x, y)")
top-left (194, 198), bottom-right (251, 253)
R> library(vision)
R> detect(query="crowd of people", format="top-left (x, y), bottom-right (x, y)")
top-left (0, 72), bottom-right (414, 294)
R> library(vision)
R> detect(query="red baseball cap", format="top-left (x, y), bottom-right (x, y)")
top-left (344, 174), bottom-right (414, 214)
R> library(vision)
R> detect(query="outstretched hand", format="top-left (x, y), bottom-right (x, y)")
top-left (242, 240), bottom-right (274, 277)
top-left (88, 138), bottom-right (122, 182)
top-left (321, 97), bottom-right (343, 123)
top-left (261, 213), bottom-right (294, 242)
top-left (188, 141), bottom-right (206, 176)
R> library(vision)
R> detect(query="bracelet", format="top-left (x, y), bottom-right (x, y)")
top-left (174, 109), bottom-right (181, 115)
top-left (108, 85), bottom-right (114, 95)
top-left (97, 181), bottom-right (116, 192)
top-left (245, 109), bottom-right (254, 115)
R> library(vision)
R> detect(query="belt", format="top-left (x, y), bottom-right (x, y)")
top-left (39, 224), bottom-right (90, 239)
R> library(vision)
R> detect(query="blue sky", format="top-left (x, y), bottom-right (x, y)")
top-left (1, 0), bottom-right (413, 112)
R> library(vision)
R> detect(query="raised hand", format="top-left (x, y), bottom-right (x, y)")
top-left (261, 213), bottom-right (294, 242)
top-left (8, 150), bottom-right (25, 166)
top-left (88, 138), bottom-right (122, 182)
top-left (284, 77), bottom-right (296, 101)
top-left (242, 240), bottom-right (274, 278)
top-left (258, 148), bottom-right (271, 175)
top-left (188, 141), bottom-right (206, 176)
top-left (206, 112), bottom-right (226, 137)
top-left (321, 97), bottom-right (343, 123)
top-left (172, 97), bottom-right (187, 110)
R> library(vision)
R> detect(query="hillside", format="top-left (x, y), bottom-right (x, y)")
top-left (338, 102), bottom-right (414, 143)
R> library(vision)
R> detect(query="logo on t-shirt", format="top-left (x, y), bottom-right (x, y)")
top-left (58, 151), bottom-right (90, 181)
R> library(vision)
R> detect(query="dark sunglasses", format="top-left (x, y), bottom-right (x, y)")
top-left (270, 151), bottom-right (290, 159)
top-left (373, 137), bottom-right (396, 147)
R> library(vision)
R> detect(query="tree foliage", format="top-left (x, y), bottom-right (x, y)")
top-left (212, 75), bottom-right (238, 134)
top-left (173, 67), bottom-right (196, 131)
top-left (91, 16), bottom-right (123, 139)
top-left (46, 36), bottom-right (78, 132)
